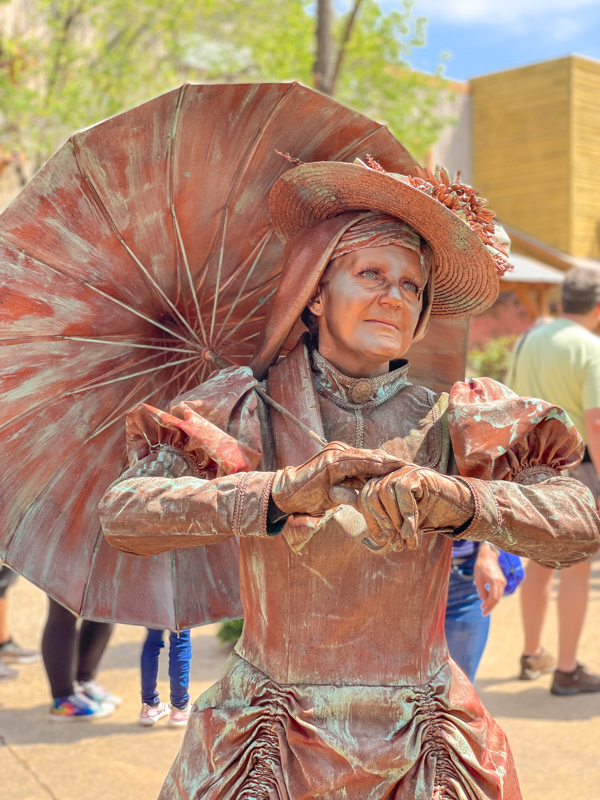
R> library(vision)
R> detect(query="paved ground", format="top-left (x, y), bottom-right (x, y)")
top-left (2, 566), bottom-right (600, 800)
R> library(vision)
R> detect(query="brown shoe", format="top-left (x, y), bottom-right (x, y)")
top-left (519, 647), bottom-right (555, 680)
top-left (551, 664), bottom-right (600, 696)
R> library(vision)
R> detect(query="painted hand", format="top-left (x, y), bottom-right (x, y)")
top-left (356, 466), bottom-right (475, 551)
top-left (271, 442), bottom-right (405, 517)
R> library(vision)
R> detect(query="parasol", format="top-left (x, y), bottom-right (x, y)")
top-left (0, 82), bottom-right (466, 629)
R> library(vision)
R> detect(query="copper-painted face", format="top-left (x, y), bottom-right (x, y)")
top-left (307, 244), bottom-right (424, 378)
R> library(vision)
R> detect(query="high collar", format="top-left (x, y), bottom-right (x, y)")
top-left (311, 348), bottom-right (410, 410)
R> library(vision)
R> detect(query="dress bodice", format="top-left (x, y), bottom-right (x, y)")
top-left (235, 351), bottom-right (454, 686)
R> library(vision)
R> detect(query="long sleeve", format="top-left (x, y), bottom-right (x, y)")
top-left (448, 377), bottom-right (600, 568)
top-left (99, 364), bottom-right (274, 557)
top-left (99, 447), bottom-right (275, 556)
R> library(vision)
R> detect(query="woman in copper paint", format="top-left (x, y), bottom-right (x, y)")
top-left (99, 158), bottom-right (600, 800)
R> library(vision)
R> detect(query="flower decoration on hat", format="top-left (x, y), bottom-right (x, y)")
top-left (364, 155), bottom-right (511, 278)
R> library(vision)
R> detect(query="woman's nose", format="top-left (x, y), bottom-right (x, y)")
top-left (379, 285), bottom-right (402, 308)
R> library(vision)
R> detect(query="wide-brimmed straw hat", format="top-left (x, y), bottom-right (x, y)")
top-left (268, 157), bottom-right (511, 319)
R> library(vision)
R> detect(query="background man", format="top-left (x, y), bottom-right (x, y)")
top-left (509, 266), bottom-right (600, 694)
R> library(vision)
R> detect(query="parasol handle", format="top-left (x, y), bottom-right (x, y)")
top-left (205, 349), bottom-right (327, 447)
top-left (254, 387), bottom-right (327, 447)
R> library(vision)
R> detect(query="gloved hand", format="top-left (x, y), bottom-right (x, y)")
top-left (356, 465), bottom-right (475, 551)
top-left (271, 442), bottom-right (405, 517)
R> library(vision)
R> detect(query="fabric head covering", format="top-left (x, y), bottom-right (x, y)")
top-left (328, 212), bottom-right (431, 285)
top-left (250, 212), bottom-right (435, 380)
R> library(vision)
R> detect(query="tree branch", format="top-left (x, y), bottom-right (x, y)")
top-left (330, 0), bottom-right (364, 95)
top-left (313, 0), bottom-right (334, 94)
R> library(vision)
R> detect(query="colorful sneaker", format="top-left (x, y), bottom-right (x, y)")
top-left (49, 693), bottom-right (114, 721)
top-left (77, 680), bottom-right (122, 707)
top-left (0, 661), bottom-right (18, 682)
top-left (0, 638), bottom-right (40, 665)
top-left (168, 703), bottom-right (191, 727)
top-left (139, 701), bottom-right (171, 726)
top-left (519, 647), bottom-right (555, 680)
top-left (551, 663), bottom-right (600, 695)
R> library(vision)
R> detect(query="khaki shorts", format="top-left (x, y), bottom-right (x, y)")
top-left (568, 461), bottom-right (600, 562)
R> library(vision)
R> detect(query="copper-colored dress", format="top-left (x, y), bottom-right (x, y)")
top-left (100, 340), bottom-right (600, 800)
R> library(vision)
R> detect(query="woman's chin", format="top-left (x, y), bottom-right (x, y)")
top-left (356, 336), bottom-right (406, 364)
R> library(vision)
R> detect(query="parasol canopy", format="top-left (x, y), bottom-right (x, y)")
top-left (0, 82), bottom-right (467, 629)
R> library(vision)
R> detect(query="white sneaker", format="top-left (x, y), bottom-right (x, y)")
top-left (77, 680), bottom-right (122, 707)
top-left (139, 701), bottom-right (171, 726)
top-left (168, 703), bottom-right (191, 727)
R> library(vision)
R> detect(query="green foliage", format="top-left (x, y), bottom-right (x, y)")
top-left (333, 1), bottom-right (447, 159)
top-left (217, 618), bottom-right (244, 645)
top-left (199, 0), bottom-right (449, 160)
top-left (0, 0), bottom-right (449, 180)
top-left (467, 336), bottom-right (517, 383)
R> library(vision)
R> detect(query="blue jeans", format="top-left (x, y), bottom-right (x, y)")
top-left (141, 628), bottom-right (192, 709)
top-left (445, 554), bottom-right (490, 684)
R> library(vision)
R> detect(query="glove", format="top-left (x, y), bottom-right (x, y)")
top-left (358, 465), bottom-right (475, 551)
top-left (271, 442), bottom-right (405, 517)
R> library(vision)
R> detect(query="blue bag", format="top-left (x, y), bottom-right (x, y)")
top-left (498, 550), bottom-right (525, 595)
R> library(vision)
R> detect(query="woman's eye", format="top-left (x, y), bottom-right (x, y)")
top-left (403, 282), bottom-right (419, 294)
top-left (360, 269), bottom-right (377, 279)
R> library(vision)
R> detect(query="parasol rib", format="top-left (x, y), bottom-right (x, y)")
top-left (210, 216), bottom-right (228, 343)
top-left (59, 336), bottom-right (198, 355)
top-left (65, 355), bottom-right (197, 395)
top-left (194, 83), bottom-right (295, 299)
top-left (172, 210), bottom-right (207, 344)
top-left (218, 286), bottom-right (277, 349)
top-left (215, 232), bottom-right (272, 342)
top-left (88, 359), bottom-right (200, 441)
top-left (0, 237), bottom-right (202, 352)
top-left (75, 163), bottom-right (204, 349)
top-left (0, 349), bottom-right (168, 437)
top-left (168, 85), bottom-right (208, 344)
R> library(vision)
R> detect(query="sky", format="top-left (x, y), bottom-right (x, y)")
top-left (385, 0), bottom-right (600, 81)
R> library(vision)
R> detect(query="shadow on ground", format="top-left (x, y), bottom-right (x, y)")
top-left (476, 678), bottom-right (600, 721)
top-left (0, 705), bottom-right (182, 745)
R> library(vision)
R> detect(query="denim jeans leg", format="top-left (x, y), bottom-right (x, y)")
top-left (168, 629), bottom-right (192, 709)
top-left (141, 628), bottom-right (165, 706)
top-left (445, 567), bottom-right (491, 684)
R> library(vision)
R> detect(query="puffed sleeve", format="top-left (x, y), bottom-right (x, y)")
top-left (447, 377), bottom-right (600, 568)
top-left (99, 366), bottom-right (276, 556)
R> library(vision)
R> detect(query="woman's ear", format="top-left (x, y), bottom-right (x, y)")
top-left (307, 284), bottom-right (325, 318)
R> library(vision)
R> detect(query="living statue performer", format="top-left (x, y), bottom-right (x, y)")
top-left (99, 157), bottom-right (600, 800)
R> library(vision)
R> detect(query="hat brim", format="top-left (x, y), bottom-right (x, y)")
top-left (268, 162), bottom-right (500, 319)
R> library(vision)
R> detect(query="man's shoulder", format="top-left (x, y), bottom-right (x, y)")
top-left (528, 319), bottom-right (600, 354)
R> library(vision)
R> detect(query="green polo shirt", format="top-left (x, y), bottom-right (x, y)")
top-left (508, 318), bottom-right (600, 443)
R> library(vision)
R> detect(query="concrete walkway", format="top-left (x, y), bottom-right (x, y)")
top-left (2, 566), bottom-right (600, 800)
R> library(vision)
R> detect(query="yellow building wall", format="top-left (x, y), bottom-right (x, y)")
top-left (471, 56), bottom-right (600, 260)
top-left (572, 57), bottom-right (600, 259)
top-left (471, 58), bottom-right (572, 254)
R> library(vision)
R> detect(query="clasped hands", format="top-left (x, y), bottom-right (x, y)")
top-left (272, 442), bottom-right (475, 551)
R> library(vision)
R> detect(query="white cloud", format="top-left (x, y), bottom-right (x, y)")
top-left (411, 0), bottom-right (597, 27)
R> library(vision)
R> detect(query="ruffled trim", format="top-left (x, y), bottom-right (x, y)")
top-left (448, 376), bottom-right (584, 482)
top-left (159, 654), bottom-right (519, 800)
top-left (125, 365), bottom-right (262, 477)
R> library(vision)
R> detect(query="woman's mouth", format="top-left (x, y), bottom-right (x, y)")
top-left (364, 319), bottom-right (399, 331)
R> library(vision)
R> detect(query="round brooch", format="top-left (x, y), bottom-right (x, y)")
top-left (351, 379), bottom-right (372, 404)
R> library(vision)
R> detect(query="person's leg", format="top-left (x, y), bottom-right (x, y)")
top-left (556, 561), bottom-right (591, 672)
top-left (141, 629), bottom-right (165, 707)
top-left (445, 568), bottom-right (490, 683)
top-left (41, 598), bottom-right (78, 699)
top-left (520, 560), bottom-right (555, 656)
top-left (76, 620), bottom-right (114, 683)
top-left (0, 565), bottom-right (18, 643)
top-left (0, 596), bottom-right (9, 645)
top-left (168, 630), bottom-right (192, 709)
